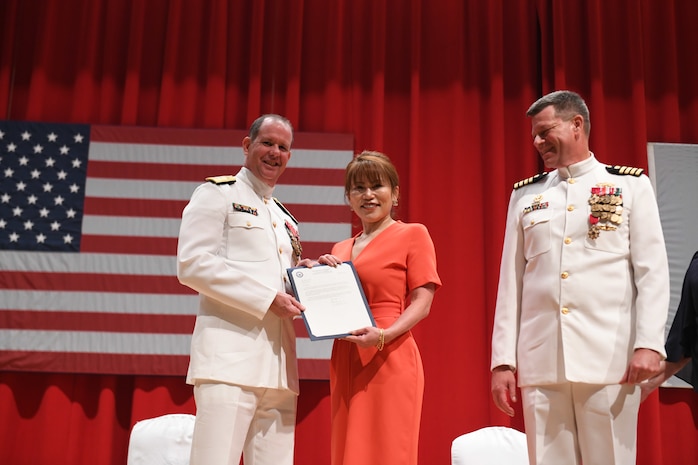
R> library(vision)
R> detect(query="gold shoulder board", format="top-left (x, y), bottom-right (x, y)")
top-left (605, 165), bottom-right (644, 176)
top-left (513, 172), bottom-right (548, 190)
top-left (205, 175), bottom-right (237, 185)
top-left (273, 198), bottom-right (298, 224)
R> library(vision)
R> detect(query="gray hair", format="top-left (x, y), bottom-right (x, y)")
top-left (248, 114), bottom-right (294, 144)
top-left (526, 90), bottom-right (591, 136)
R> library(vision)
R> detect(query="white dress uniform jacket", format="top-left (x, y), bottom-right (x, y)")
top-left (177, 167), bottom-right (299, 394)
top-left (491, 155), bottom-right (669, 387)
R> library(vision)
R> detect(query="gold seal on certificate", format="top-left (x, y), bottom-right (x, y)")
top-left (287, 261), bottom-right (376, 340)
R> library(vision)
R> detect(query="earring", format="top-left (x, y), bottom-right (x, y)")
top-left (392, 200), bottom-right (398, 206)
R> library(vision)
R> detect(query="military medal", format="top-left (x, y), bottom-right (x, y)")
top-left (285, 220), bottom-right (303, 262)
top-left (588, 183), bottom-right (623, 239)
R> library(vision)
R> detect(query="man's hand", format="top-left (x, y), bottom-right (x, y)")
top-left (268, 292), bottom-right (304, 319)
top-left (491, 365), bottom-right (517, 417)
top-left (620, 348), bottom-right (662, 384)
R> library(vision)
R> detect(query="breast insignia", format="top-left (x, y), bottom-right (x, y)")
top-left (205, 175), bottom-right (237, 185)
top-left (513, 172), bottom-right (549, 190)
top-left (605, 165), bottom-right (644, 176)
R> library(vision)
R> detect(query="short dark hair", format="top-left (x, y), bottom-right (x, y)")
top-left (526, 90), bottom-right (591, 136)
top-left (248, 114), bottom-right (294, 144)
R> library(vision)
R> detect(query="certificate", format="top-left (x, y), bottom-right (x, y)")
top-left (287, 261), bottom-right (375, 340)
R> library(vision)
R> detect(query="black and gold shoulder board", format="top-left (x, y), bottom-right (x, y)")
top-left (513, 172), bottom-right (548, 190)
top-left (205, 175), bottom-right (237, 185)
top-left (605, 165), bottom-right (644, 176)
top-left (273, 198), bottom-right (298, 224)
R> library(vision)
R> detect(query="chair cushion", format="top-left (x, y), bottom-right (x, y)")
top-left (127, 413), bottom-right (195, 465)
top-left (451, 426), bottom-right (528, 465)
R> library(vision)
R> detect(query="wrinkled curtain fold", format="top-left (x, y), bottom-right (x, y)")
top-left (1, 0), bottom-right (697, 464)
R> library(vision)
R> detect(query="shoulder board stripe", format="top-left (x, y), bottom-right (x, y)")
top-left (513, 172), bottom-right (548, 190)
top-left (205, 175), bottom-right (237, 185)
top-left (605, 165), bottom-right (644, 176)
top-left (273, 198), bottom-right (298, 224)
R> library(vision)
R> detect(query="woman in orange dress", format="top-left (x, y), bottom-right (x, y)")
top-left (310, 151), bottom-right (441, 465)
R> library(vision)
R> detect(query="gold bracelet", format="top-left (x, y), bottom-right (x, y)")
top-left (376, 328), bottom-right (385, 351)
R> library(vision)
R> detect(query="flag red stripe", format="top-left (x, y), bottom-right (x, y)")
top-left (299, 242), bottom-right (337, 259)
top-left (90, 125), bottom-right (353, 151)
top-left (2, 271), bottom-right (189, 294)
top-left (0, 350), bottom-right (190, 375)
top-left (83, 197), bottom-right (187, 218)
top-left (298, 358), bottom-right (330, 380)
top-left (91, 125), bottom-right (245, 146)
top-left (294, 318), bottom-right (309, 337)
top-left (0, 310), bottom-right (195, 334)
top-left (86, 160), bottom-right (346, 185)
top-left (80, 235), bottom-right (180, 256)
top-left (0, 350), bottom-right (327, 378)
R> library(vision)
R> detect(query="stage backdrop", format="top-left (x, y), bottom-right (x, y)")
top-left (1, 0), bottom-right (698, 464)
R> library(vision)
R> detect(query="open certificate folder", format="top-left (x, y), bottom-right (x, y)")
top-left (287, 262), bottom-right (376, 340)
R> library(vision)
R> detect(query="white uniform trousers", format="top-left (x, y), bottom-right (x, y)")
top-left (521, 383), bottom-right (640, 465)
top-left (189, 382), bottom-right (297, 465)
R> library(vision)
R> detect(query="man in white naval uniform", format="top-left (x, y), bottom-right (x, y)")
top-left (490, 91), bottom-right (669, 465)
top-left (177, 114), bottom-right (305, 465)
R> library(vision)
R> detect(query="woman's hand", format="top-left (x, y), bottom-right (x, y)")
top-left (297, 254), bottom-right (341, 268)
top-left (343, 326), bottom-right (382, 348)
top-left (317, 254), bottom-right (342, 267)
top-left (296, 258), bottom-right (318, 268)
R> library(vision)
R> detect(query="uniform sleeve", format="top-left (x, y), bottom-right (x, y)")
top-left (490, 190), bottom-right (526, 371)
top-left (406, 224), bottom-right (442, 291)
top-left (628, 175), bottom-right (670, 357)
top-left (176, 183), bottom-right (276, 320)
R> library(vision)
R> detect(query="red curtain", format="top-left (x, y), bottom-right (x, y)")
top-left (1, 0), bottom-right (698, 464)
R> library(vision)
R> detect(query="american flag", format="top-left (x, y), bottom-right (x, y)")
top-left (0, 121), bottom-right (353, 379)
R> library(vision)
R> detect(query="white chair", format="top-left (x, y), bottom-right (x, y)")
top-left (127, 413), bottom-right (196, 465)
top-left (451, 426), bottom-right (529, 465)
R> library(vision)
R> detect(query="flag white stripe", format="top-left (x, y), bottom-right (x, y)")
top-left (0, 290), bottom-right (196, 314)
top-left (298, 338), bottom-right (333, 359)
top-left (85, 178), bottom-right (198, 201)
top-left (81, 215), bottom-right (182, 237)
top-left (1, 329), bottom-right (190, 354)
top-left (81, 215), bottom-right (350, 241)
top-left (272, 185), bottom-right (347, 205)
top-left (89, 142), bottom-right (353, 169)
top-left (84, 178), bottom-right (348, 204)
top-left (0, 250), bottom-right (175, 275)
top-left (0, 329), bottom-right (332, 359)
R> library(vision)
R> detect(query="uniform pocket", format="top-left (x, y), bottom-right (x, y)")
top-left (225, 212), bottom-right (272, 261)
top-left (522, 210), bottom-right (553, 259)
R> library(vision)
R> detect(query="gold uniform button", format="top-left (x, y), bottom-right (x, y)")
top-left (561, 307), bottom-right (570, 315)
top-left (568, 178), bottom-right (576, 184)
top-left (273, 221), bottom-right (277, 228)
top-left (246, 221), bottom-right (252, 227)
top-left (530, 220), bottom-right (535, 225)
top-left (264, 198), bottom-right (269, 204)
top-left (567, 205), bottom-right (574, 212)
top-left (279, 248), bottom-right (283, 254)
top-left (564, 237), bottom-right (572, 245)
top-left (561, 271), bottom-right (569, 279)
